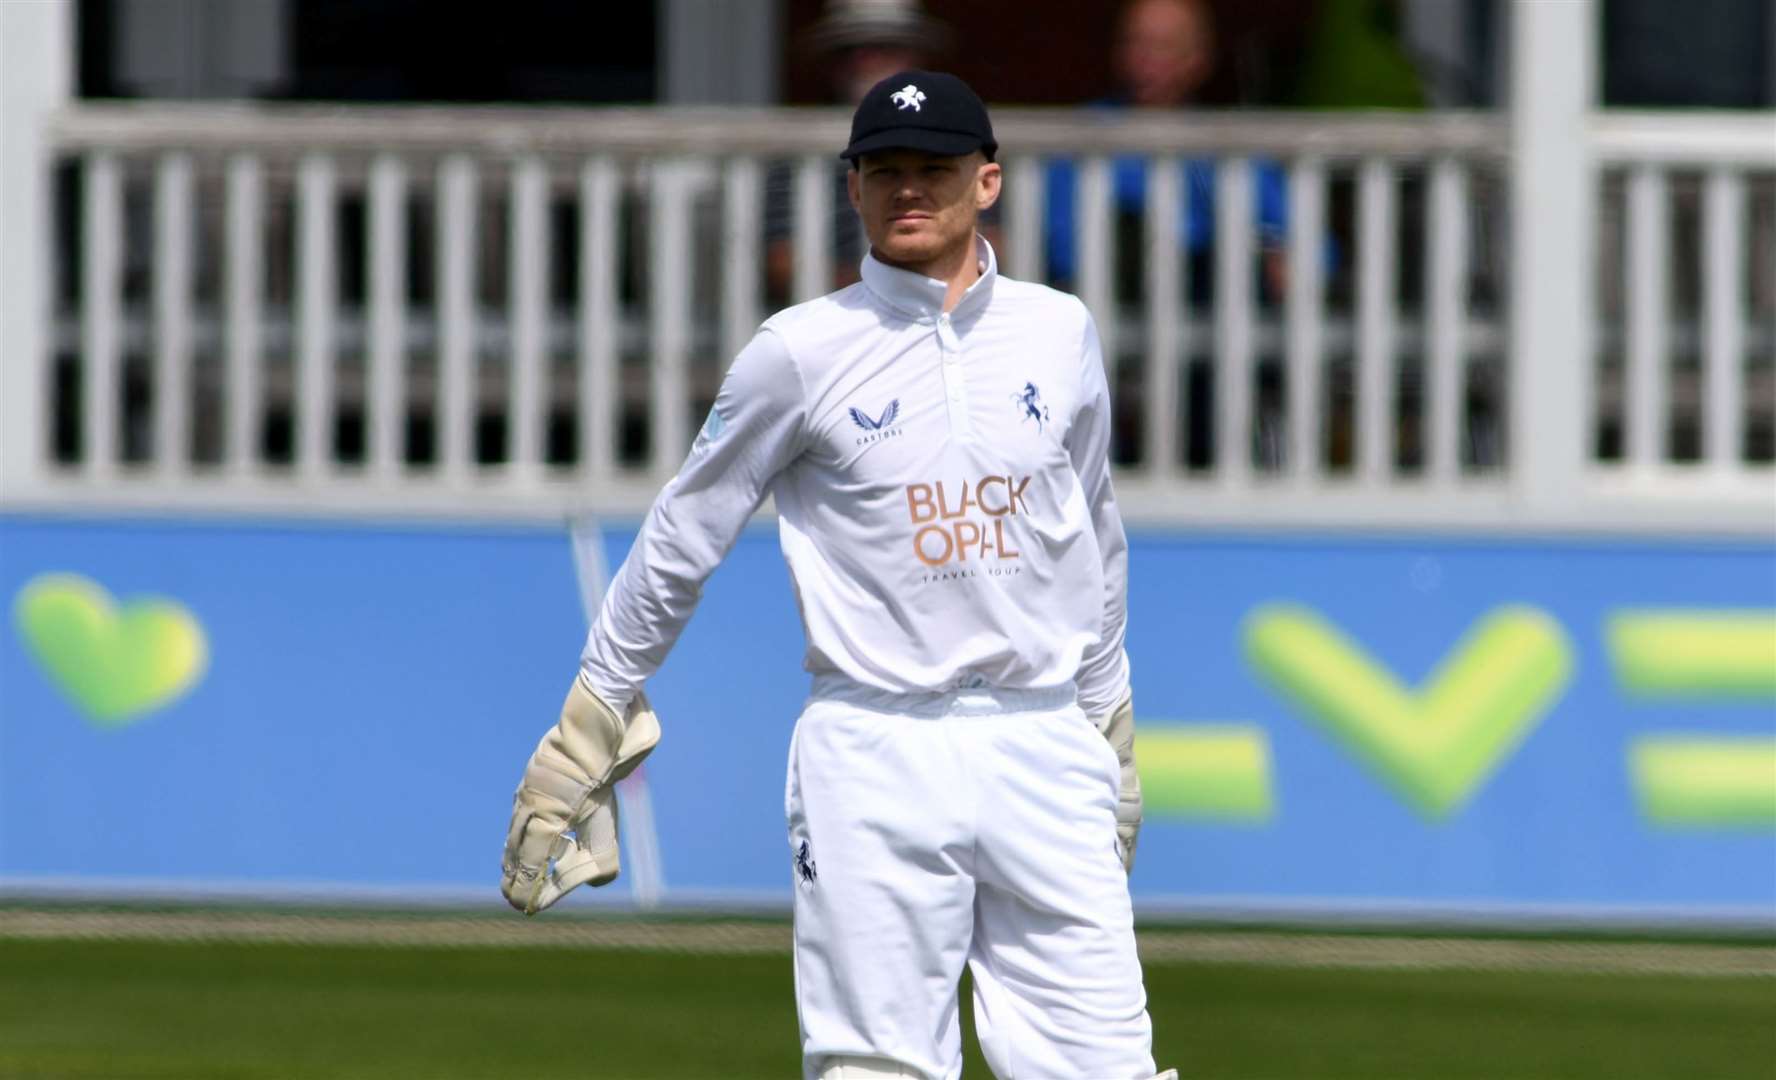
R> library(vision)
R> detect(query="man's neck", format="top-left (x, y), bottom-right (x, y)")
top-left (873, 234), bottom-right (980, 313)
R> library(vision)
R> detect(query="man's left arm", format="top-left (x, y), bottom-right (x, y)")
top-left (1068, 304), bottom-right (1141, 873)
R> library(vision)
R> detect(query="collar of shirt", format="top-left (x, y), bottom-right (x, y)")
top-left (859, 233), bottom-right (998, 323)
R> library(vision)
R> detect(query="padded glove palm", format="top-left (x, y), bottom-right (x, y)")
top-left (1092, 690), bottom-right (1142, 874)
top-left (501, 675), bottom-right (660, 914)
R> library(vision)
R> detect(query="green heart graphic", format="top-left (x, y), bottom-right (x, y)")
top-left (1245, 604), bottom-right (1572, 819)
top-left (13, 572), bottom-right (208, 727)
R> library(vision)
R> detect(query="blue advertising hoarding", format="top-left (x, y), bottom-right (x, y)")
top-left (2, 512), bottom-right (1772, 922)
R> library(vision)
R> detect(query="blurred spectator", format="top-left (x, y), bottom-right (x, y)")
top-left (764, 0), bottom-right (951, 303)
top-left (1044, 0), bottom-right (1290, 307)
top-left (802, 0), bottom-right (952, 103)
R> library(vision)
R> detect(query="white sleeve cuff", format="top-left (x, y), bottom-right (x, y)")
top-left (576, 665), bottom-right (636, 719)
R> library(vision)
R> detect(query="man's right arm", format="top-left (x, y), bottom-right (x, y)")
top-left (579, 327), bottom-right (808, 712)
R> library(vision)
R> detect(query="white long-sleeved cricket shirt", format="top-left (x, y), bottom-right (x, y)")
top-left (580, 235), bottom-right (1131, 717)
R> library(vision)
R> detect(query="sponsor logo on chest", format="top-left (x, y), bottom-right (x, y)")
top-left (905, 476), bottom-right (1029, 569)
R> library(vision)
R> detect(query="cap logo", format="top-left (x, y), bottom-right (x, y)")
top-left (890, 84), bottom-right (926, 112)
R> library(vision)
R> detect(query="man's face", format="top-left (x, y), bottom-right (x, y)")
top-left (1116, 0), bottom-right (1213, 107)
top-left (847, 149), bottom-right (1001, 268)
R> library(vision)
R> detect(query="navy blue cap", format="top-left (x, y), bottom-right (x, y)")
top-left (841, 70), bottom-right (997, 163)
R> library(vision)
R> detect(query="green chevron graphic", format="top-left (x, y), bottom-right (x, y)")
top-left (1607, 611), bottom-right (1776, 698)
top-left (1630, 737), bottom-right (1776, 828)
top-left (1136, 725), bottom-right (1274, 822)
top-left (1244, 604), bottom-right (1573, 820)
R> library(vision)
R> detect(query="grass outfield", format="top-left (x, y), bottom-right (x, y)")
top-left (0, 937), bottom-right (1772, 1079)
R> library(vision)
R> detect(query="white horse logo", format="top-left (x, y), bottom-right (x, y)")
top-left (890, 84), bottom-right (926, 112)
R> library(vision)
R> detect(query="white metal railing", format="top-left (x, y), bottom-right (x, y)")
top-left (1592, 114), bottom-right (1776, 496)
top-left (7, 103), bottom-right (1775, 530)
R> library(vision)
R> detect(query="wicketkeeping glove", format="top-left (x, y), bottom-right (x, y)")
top-left (501, 674), bottom-right (660, 915)
top-left (1092, 689), bottom-right (1142, 874)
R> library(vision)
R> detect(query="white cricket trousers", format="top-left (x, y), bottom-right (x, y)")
top-left (787, 676), bottom-right (1156, 1080)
